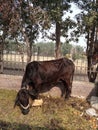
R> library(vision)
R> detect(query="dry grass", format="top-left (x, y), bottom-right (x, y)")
top-left (0, 89), bottom-right (98, 130)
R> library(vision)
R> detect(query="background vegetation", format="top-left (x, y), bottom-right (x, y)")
top-left (4, 40), bottom-right (85, 61)
top-left (0, 0), bottom-right (98, 63)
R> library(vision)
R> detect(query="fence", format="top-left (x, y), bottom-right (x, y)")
top-left (1, 50), bottom-right (95, 82)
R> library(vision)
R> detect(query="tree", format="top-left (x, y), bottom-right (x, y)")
top-left (75, 0), bottom-right (98, 82)
top-left (34, 0), bottom-right (77, 58)
top-left (0, 0), bottom-right (50, 63)
top-left (75, 0), bottom-right (98, 54)
top-left (10, 0), bottom-right (50, 63)
top-left (1, 0), bottom-right (89, 64)
top-left (0, 0), bottom-right (13, 73)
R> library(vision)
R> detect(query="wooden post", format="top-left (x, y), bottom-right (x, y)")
top-left (37, 46), bottom-right (40, 61)
top-left (0, 36), bottom-right (4, 73)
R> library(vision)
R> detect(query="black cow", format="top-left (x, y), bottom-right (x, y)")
top-left (14, 58), bottom-right (75, 114)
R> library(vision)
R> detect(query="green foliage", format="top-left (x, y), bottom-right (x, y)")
top-left (4, 40), bottom-right (24, 53)
top-left (36, 42), bottom-right (55, 56)
top-left (62, 42), bottom-right (72, 55)
top-left (75, 45), bottom-right (84, 54)
top-left (75, 0), bottom-right (98, 41)
top-left (72, 45), bottom-right (84, 61)
top-left (62, 42), bottom-right (84, 60)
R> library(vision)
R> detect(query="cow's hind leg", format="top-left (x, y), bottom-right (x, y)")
top-left (60, 79), bottom-right (71, 99)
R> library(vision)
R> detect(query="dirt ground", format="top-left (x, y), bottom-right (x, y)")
top-left (0, 74), bottom-right (97, 99)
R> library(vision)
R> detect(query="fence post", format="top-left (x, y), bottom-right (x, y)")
top-left (0, 36), bottom-right (4, 73)
top-left (37, 46), bottom-right (40, 61)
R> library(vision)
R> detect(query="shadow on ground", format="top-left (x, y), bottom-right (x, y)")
top-left (0, 120), bottom-right (66, 130)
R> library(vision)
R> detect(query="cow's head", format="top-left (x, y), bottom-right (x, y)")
top-left (14, 88), bottom-right (37, 115)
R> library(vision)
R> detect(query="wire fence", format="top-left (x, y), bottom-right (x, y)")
top-left (1, 51), bottom-right (95, 82)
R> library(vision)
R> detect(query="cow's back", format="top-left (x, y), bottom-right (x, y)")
top-left (26, 57), bottom-right (75, 77)
top-left (37, 58), bottom-right (74, 83)
top-left (63, 58), bottom-right (75, 72)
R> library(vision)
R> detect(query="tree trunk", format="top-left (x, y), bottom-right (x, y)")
top-left (55, 22), bottom-right (62, 59)
top-left (26, 36), bottom-right (32, 63)
top-left (90, 25), bottom-right (95, 54)
top-left (22, 31), bottom-right (32, 63)
top-left (86, 30), bottom-right (90, 55)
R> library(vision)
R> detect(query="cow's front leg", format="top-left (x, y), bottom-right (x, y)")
top-left (28, 82), bottom-right (39, 99)
top-left (65, 81), bottom-right (72, 99)
top-left (21, 76), bottom-right (31, 89)
top-left (65, 87), bottom-right (71, 99)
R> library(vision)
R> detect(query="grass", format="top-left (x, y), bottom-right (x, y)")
top-left (0, 89), bottom-right (98, 130)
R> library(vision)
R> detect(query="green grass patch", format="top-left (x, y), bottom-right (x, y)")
top-left (0, 89), bottom-right (97, 130)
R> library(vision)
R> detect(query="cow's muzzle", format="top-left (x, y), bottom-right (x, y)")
top-left (22, 108), bottom-right (30, 115)
top-left (20, 104), bottom-right (30, 115)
